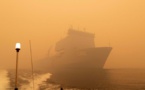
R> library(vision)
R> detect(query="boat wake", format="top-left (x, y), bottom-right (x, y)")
top-left (1, 69), bottom-right (88, 90)
top-left (20, 73), bottom-right (52, 90)
top-left (0, 70), bottom-right (10, 90)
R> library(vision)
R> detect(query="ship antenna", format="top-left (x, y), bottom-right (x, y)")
top-left (29, 40), bottom-right (35, 90)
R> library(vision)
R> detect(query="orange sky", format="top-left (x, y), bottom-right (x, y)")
top-left (0, 0), bottom-right (145, 69)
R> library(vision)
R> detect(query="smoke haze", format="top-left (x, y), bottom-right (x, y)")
top-left (0, 0), bottom-right (145, 69)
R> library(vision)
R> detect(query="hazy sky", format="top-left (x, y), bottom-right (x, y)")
top-left (0, 0), bottom-right (145, 69)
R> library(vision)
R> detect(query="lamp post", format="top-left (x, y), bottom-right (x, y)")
top-left (15, 43), bottom-right (21, 90)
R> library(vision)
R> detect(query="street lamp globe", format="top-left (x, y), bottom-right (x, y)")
top-left (15, 43), bottom-right (21, 52)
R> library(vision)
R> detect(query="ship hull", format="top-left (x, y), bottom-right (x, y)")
top-left (49, 47), bottom-right (112, 73)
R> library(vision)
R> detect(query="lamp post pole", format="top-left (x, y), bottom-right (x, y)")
top-left (15, 43), bottom-right (21, 90)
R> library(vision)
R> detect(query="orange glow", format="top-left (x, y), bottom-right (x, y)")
top-left (0, 0), bottom-right (145, 69)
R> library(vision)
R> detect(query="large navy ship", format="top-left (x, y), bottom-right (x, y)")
top-left (42, 28), bottom-right (112, 72)
top-left (36, 28), bottom-right (112, 88)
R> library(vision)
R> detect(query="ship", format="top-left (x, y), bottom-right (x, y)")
top-left (46, 28), bottom-right (112, 72)
top-left (36, 28), bottom-right (112, 88)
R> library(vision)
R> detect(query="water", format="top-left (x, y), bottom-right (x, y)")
top-left (0, 69), bottom-right (145, 90)
top-left (0, 70), bottom-right (10, 90)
